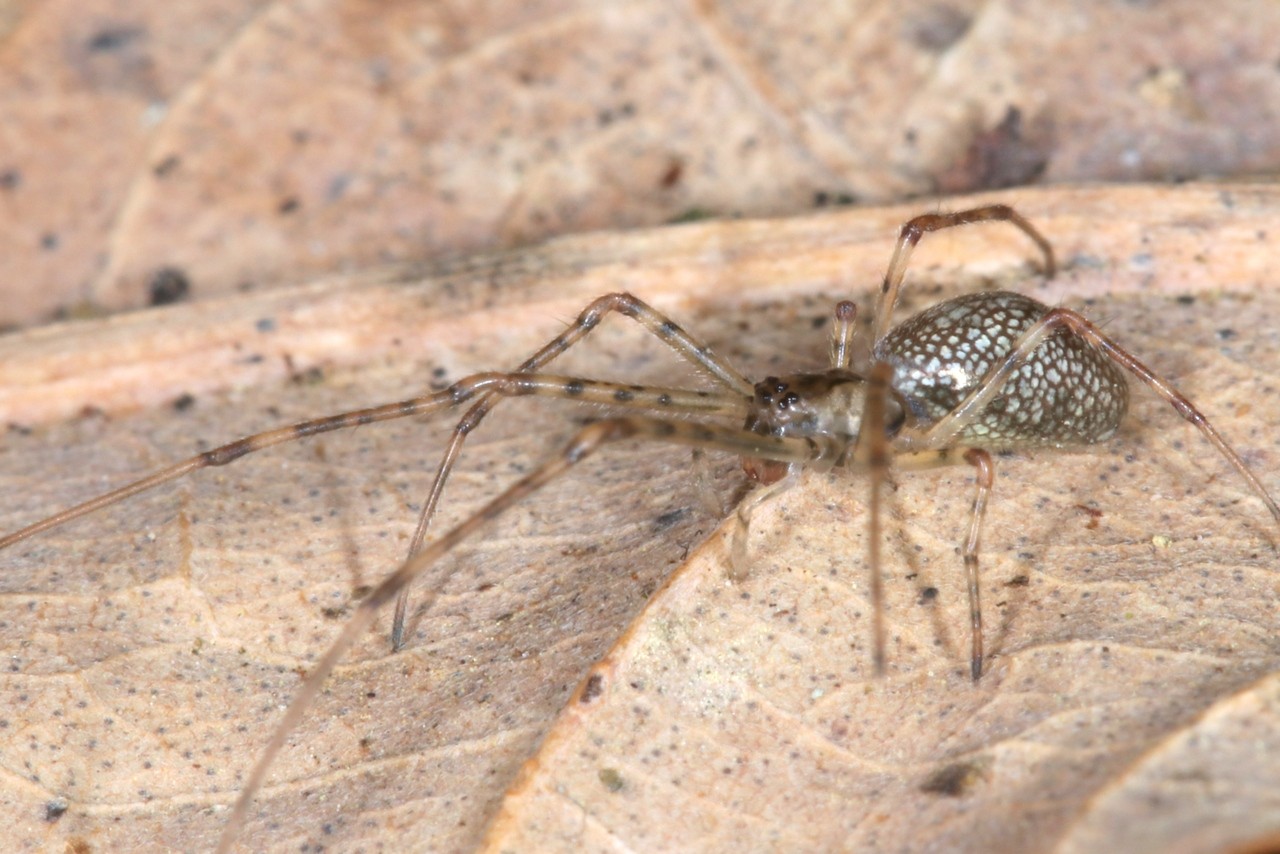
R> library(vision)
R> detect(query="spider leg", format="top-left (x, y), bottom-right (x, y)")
top-left (215, 414), bottom-right (836, 853)
top-left (862, 361), bottom-right (894, 676)
top-left (731, 465), bottom-right (801, 581)
top-left (829, 300), bottom-right (858, 370)
top-left (870, 446), bottom-right (996, 680)
top-left (393, 292), bottom-right (755, 648)
top-left (899, 307), bottom-right (1280, 523)
top-left (689, 447), bottom-right (730, 519)
top-left (0, 373), bottom-right (747, 550)
top-left (845, 326), bottom-right (997, 681)
top-left (872, 205), bottom-right (1055, 343)
top-left (960, 448), bottom-right (994, 681)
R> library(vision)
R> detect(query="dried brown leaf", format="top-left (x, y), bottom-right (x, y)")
top-left (4, 2), bottom-right (1280, 323)
top-left (0, 185), bottom-right (1278, 851)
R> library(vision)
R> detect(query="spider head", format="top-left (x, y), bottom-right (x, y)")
top-left (741, 369), bottom-right (905, 483)
top-left (747, 370), bottom-right (902, 436)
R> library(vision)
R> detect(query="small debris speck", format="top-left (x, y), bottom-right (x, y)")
top-left (148, 267), bottom-right (191, 306)
top-left (920, 760), bottom-right (989, 796)
top-left (598, 768), bottom-right (624, 792)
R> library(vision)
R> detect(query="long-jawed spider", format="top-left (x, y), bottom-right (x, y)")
top-left (1, 205), bottom-right (1276, 850)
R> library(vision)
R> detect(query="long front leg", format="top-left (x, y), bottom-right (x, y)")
top-left (393, 291), bottom-right (756, 648)
top-left (873, 206), bottom-right (1056, 343)
top-left (0, 373), bottom-right (747, 551)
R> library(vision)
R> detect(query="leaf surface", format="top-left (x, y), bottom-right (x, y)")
top-left (0, 185), bottom-right (1277, 851)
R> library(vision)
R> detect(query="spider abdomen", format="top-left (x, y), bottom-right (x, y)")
top-left (874, 291), bottom-right (1130, 447)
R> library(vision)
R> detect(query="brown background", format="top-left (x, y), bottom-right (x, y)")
top-left (3, 0), bottom-right (1280, 326)
top-left (1, 3), bottom-right (1279, 853)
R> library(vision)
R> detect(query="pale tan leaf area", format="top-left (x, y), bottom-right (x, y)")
top-left (4, 1), bottom-right (1280, 325)
top-left (0, 185), bottom-right (1278, 852)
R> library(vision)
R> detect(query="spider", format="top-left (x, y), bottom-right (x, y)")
top-left (2, 205), bottom-right (1276, 851)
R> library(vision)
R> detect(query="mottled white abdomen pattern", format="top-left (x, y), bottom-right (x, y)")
top-left (874, 291), bottom-right (1130, 447)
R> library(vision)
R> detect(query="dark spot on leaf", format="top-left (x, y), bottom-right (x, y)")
top-left (580, 673), bottom-right (604, 704)
top-left (660, 158), bottom-right (683, 189)
top-left (907, 5), bottom-right (972, 51)
top-left (654, 507), bottom-right (688, 531)
top-left (148, 267), bottom-right (190, 306)
top-left (87, 27), bottom-right (143, 52)
top-left (920, 760), bottom-right (988, 796)
top-left (598, 767), bottom-right (624, 792)
top-left (152, 154), bottom-right (180, 177)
